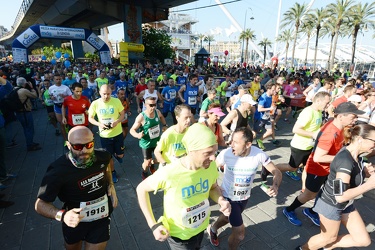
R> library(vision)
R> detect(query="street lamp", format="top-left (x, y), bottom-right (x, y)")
top-left (241, 8), bottom-right (254, 64)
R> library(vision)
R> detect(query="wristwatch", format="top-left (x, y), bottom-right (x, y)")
top-left (55, 209), bottom-right (66, 222)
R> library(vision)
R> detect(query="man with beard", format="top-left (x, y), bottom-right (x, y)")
top-left (35, 126), bottom-right (118, 250)
top-left (207, 127), bottom-right (281, 249)
top-left (136, 124), bottom-right (231, 250)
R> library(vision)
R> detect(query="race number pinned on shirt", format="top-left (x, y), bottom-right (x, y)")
top-left (72, 114), bottom-right (85, 125)
top-left (188, 96), bottom-right (197, 105)
top-left (228, 175), bottom-right (253, 201)
top-left (80, 194), bottom-right (109, 222)
top-left (101, 118), bottom-right (113, 125)
top-left (149, 125), bottom-right (160, 139)
top-left (181, 199), bottom-right (209, 228)
top-left (169, 91), bottom-right (176, 99)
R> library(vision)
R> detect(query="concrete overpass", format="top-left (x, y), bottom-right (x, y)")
top-left (0, 0), bottom-right (197, 47)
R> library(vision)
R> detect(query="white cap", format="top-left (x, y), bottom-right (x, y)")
top-left (240, 94), bottom-right (257, 105)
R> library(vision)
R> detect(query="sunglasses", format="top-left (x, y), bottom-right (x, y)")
top-left (70, 141), bottom-right (94, 151)
top-left (148, 103), bottom-right (156, 107)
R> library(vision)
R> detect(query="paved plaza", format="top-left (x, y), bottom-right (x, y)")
top-left (0, 103), bottom-right (374, 250)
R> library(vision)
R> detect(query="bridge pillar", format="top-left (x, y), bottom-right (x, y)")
top-left (71, 40), bottom-right (84, 59)
top-left (123, 4), bottom-right (143, 62)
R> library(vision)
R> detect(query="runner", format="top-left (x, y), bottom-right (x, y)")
top-left (178, 74), bottom-right (203, 122)
top-left (40, 79), bottom-right (59, 135)
top-left (208, 127), bottom-right (282, 248)
top-left (161, 78), bottom-right (178, 124)
top-left (35, 126), bottom-right (118, 250)
top-left (136, 123), bottom-right (231, 250)
top-left (117, 88), bottom-right (130, 141)
top-left (88, 85), bottom-right (125, 183)
top-left (130, 96), bottom-right (168, 179)
top-left (154, 104), bottom-right (192, 165)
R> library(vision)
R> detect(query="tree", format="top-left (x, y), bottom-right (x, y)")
top-left (239, 29), bottom-right (256, 63)
top-left (300, 18), bottom-right (315, 66)
top-left (204, 35), bottom-right (215, 53)
top-left (258, 38), bottom-right (272, 65)
top-left (142, 26), bottom-right (174, 62)
top-left (281, 2), bottom-right (308, 67)
top-left (321, 20), bottom-right (336, 70)
top-left (347, 2), bottom-right (375, 64)
top-left (309, 7), bottom-right (328, 71)
top-left (198, 34), bottom-right (206, 48)
top-left (326, 0), bottom-right (355, 70)
top-left (31, 45), bottom-right (72, 60)
top-left (276, 29), bottom-right (293, 66)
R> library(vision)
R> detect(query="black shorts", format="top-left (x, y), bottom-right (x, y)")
top-left (46, 105), bottom-right (54, 113)
top-left (227, 198), bottom-right (248, 227)
top-left (141, 147), bottom-right (156, 160)
top-left (305, 173), bottom-right (328, 193)
top-left (289, 147), bottom-right (312, 169)
top-left (167, 231), bottom-right (204, 250)
top-left (62, 217), bottom-right (110, 244)
top-left (100, 133), bottom-right (124, 156)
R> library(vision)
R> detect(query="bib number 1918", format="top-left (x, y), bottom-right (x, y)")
top-left (86, 206), bottom-right (106, 217)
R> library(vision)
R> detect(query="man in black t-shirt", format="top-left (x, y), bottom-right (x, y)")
top-left (35, 126), bottom-right (118, 249)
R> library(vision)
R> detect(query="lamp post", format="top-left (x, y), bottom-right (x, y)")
top-left (240, 8), bottom-right (254, 65)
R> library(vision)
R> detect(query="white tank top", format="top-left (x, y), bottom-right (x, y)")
top-left (142, 89), bottom-right (158, 111)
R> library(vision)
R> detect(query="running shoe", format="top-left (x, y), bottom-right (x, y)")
top-left (272, 140), bottom-right (281, 146)
top-left (283, 208), bottom-right (302, 226)
top-left (207, 224), bottom-right (219, 247)
top-left (256, 139), bottom-right (265, 150)
top-left (303, 208), bottom-right (320, 227)
top-left (274, 124), bottom-right (279, 131)
top-left (112, 171), bottom-right (118, 183)
top-left (286, 171), bottom-right (301, 181)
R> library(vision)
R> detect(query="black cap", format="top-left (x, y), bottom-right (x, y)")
top-left (334, 102), bottom-right (365, 115)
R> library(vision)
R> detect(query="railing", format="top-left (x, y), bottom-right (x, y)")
top-left (0, 0), bottom-right (34, 41)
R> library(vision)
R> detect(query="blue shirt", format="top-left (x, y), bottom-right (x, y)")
top-left (114, 80), bottom-right (128, 95)
top-left (257, 92), bottom-right (272, 120)
top-left (62, 78), bottom-right (75, 87)
top-left (82, 88), bottom-right (94, 102)
top-left (161, 86), bottom-right (178, 105)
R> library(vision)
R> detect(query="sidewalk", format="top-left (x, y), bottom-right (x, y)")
top-left (0, 103), bottom-right (374, 250)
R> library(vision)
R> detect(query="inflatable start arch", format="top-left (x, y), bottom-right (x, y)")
top-left (12, 24), bottom-right (111, 64)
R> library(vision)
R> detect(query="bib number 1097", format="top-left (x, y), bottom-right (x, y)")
top-left (233, 190), bottom-right (248, 196)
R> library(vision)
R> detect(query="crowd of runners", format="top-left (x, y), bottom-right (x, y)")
top-left (1, 60), bottom-right (375, 250)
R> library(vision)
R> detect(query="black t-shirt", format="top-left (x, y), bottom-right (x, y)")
top-left (37, 149), bottom-right (112, 209)
top-left (320, 147), bottom-right (366, 209)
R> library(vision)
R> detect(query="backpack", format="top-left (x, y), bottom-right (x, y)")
top-left (0, 87), bottom-right (28, 118)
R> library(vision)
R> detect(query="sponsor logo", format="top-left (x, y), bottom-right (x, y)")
top-left (19, 30), bottom-right (39, 47)
top-left (87, 35), bottom-right (104, 50)
top-left (181, 178), bottom-right (209, 199)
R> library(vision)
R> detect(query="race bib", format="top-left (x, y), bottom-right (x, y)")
top-left (181, 199), bottom-right (209, 228)
top-left (169, 91), bottom-right (176, 99)
top-left (228, 175), bottom-right (252, 201)
top-left (188, 96), bottom-right (197, 105)
top-left (101, 117), bottom-right (113, 125)
top-left (262, 111), bottom-right (270, 120)
top-left (80, 194), bottom-right (109, 222)
top-left (149, 125), bottom-right (160, 139)
top-left (72, 114), bottom-right (85, 125)
top-left (254, 90), bottom-right (259, 98)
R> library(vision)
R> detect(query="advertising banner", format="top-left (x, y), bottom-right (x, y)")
top-left (40, 26), bottom-right (85, 40)
top-left (12, 48), bottom-right (28, 63)
top-left (16, 28), bottom-right (39, 48)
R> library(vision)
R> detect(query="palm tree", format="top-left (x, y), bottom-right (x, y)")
top-left (321, 20), bottom-right (336, 70)
top-left (326, 0), bottom-right (355, 70)
top-left (276, 29), bottom-right (293, 66)
top-left (300, 18), bottom-right (315, 66)
top-left (258, 38), bottom-right (272, 65)
top-left (280, 2), bottom-right (308, 67)
top-left (198, 34), bottom-right (206, 48)
top-left (204, 35), bottom-right (215, 53)
top-left (309, 7), bottom-right (328, 71)
top-left (347, 2), bottom-right (375, 64)
top-left (239, 29), bottom-right (256, 63)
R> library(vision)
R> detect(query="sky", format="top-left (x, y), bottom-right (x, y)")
top-left (3, 0), bottom-right (374, 53)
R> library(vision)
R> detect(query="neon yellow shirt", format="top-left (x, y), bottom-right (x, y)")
top-left (156, 126), bottom-right (187, 163)
top-left (290, 106), bottom-right (322, 150)
top-left (95, 77), bottom-right (109, 88)
top-left (148, 160), bottom-right (218, 240)
top-left (249, 81), bottom-right (261, 99)
top-left (88, 97), bottom-right (124, 138)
